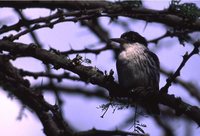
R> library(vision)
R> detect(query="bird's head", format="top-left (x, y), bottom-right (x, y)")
top-left (110, 31), bottom-right (147, 47)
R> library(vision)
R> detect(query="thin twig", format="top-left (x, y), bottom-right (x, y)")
top-left (161, 42), bottom-right (200, 93)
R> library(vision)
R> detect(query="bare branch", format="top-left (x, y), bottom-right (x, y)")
top-left (19, 69), bottom-right (81, 82)
top-left (1, 1), bottom-right (200, 32)
top-left (60, 45), bottom-right (115, 55)
top-left (37, 84), bottom-right (108, 100)
top-left (161, 68), bottom-right (200, 103)
top-left (0, 55), bottom-right (74, 136)
top-left (161, 42), bottom-right (200, 93)
top-left (14, 9), bottom-right (43, 47)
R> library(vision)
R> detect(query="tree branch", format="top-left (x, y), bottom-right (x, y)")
top-left (19, 69), bottom-right (81, 82)
top-left (1, 1), bottom-right (200, 35)
top-left (0, 55), bottom-right (74, 136)
top-left (161, 42), bottom-right (200, 93)
top-left (36, 84), bottom-right (108, 100)
top-left (160, 68), bottom-right (200, 103)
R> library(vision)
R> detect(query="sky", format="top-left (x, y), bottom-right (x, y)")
top-left (0, 1), bottom-right (200, 136)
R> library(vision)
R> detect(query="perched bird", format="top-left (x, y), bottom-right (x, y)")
top-left (110, 31), bottom-right (160, 114)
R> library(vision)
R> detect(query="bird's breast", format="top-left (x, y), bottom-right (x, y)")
top-left (117, 44), bottom-right (151, 88)
top-left (118, 44), bottom-right (147, 62)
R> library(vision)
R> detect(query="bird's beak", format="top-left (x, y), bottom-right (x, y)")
top-left (110, 38), bottom-right (126, 44)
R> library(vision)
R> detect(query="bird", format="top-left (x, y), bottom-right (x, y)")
top-left (110, 31), bottom-right (160, 114)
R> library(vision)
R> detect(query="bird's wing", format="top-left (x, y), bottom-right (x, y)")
top-left (145, 49), bottom-right (160, 69)
top-left (144, 49), bottom-right (160, 90)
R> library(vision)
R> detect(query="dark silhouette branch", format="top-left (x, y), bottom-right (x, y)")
top-left (14, 9), bottom-right (43, 47)
top-left (161, 42), bottom-right (200, 93)
top-left (60, 45), bottom-right (113, 55)
top-left (80, 19), bottom-right (110, 42)
top-left (148, 30), bottom-right (192, 45)
top-left (161, 68), bottom-right (200, 103)
top-left (36, 84), bottom-right (108, 100)
top-left (19, 69), bottom-right (81, 82)
top-left (7, 13), bottom-right (101, 41)
top-left (0, 56), bottom-right (74, 136)
top-left (1, 8), bottom-right (103, 39)
top-left (1, 1), bottom-right (200, 32)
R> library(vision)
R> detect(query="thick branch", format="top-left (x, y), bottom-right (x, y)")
top-left (1, 1), bottom-right (200, 32)
top-left (0, 40), bottom-right (119, 93)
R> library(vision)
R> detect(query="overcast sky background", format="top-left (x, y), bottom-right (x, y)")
top-left (0, 1), bottom-right (200, 136)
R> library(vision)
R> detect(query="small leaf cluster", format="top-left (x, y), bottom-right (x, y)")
top-left (169, 0), bottom-right (200, 20)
